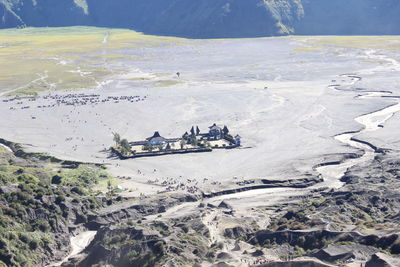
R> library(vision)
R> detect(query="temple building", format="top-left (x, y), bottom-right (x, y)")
top-left (234, 134), bottom-right (241, 146)
top-left (146, 131), bottom-right (166, 145)
top-left (208, 123), bottom-right (223, 140)
top-left (123, 123), bottom-right (241, 159)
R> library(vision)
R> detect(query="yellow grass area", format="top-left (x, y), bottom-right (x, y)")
top-left (0, 27), bottom-right (186, 95)
top-left (152, 79), bottom-right (182, 87)
top-left (293, 36), bottom-right (400, 52)
top-left (94, 177), bottom-right (122, 193)
top-left (0, 146), bottom-right (9, 154)
top-left (293, 47), bottom-right (321, 52)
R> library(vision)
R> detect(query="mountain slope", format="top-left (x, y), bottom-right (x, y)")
top-left (1, 0), bottom-right (400, 37)
top-left (297, 0), bottom-right (400, 35)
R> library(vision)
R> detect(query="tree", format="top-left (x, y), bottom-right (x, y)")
top-left (196, 126), bottom-right (200, 135)
top-left (179, 139), bottom-right (186, 149)
top-left (190, 126), bottom-right (195, 136)
top-left (120, 139), bottom-right (131, 155)
top-left (112, 132), bottom-right (121, 146)
top-left (144, 143), bottom-right (154, 152)
top-left (165, 143), bottom-right (171, 150)
top-left (191, 137), bottom-right (198, 147)
top-left (107, 180), bottom-right (113, 196)
top-left (205, 141), bottom-right (211, 148)
top-left (222, 126), bottom-right (229, 136)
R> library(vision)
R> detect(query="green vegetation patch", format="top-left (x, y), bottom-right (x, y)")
top-left (0, 140), bottom-right (108, 266)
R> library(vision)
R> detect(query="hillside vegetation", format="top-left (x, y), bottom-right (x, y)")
top-left (1, 0), bottom-right (400, 38)
top-left (0, 140), bottom-right (109, 266)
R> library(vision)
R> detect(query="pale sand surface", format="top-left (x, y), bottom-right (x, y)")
top-left (2, 33), bottom-right (400, 267)
top-left (1, 36), bottom-right (400, 195)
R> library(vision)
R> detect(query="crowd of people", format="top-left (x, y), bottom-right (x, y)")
top-left (146, 176), bottom-right (202, 194)
top-left (114, 168), bottom-right (233, 196)
top-left (4, 92), bottom-right (147, 110)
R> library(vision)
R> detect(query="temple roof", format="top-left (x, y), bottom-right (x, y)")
top-left (146, 131), bottom-right (166, 143)
top-left (209, 123), bottom-right (222, 131)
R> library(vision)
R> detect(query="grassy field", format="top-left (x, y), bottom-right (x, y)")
top-left (293, 35), bottom-right (400, 52)
top-left (2, 27), bottom-right (400, 96)
top-left (0, 27), bottom-right (185, 96)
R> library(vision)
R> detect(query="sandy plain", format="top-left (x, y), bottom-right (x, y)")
top-left (2, 28), bottom-right (400, 267)
top-left (1, 28), bottom-right (400, 198)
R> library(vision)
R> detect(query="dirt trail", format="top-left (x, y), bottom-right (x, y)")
top-left (49, 231), bottom-right (97, 267)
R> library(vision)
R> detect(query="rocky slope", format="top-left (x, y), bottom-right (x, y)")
top-left (0, 139), bottom-right (111, 266)
top-left (2, 126), bottom-right (400, 266)
top-left (1, 0), bottom-right (400, 37)
top-left (58, 151), bottom-right (400, 267)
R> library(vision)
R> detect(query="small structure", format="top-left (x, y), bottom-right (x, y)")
top-left (208, 123), bottom-right (223, 140)
top-left (234, 134), bottom-right (241, 146)
top-left (146, 131), bottom-right (166, 146)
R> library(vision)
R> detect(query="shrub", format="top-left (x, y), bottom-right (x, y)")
top-left (127, 250), bottom-right (138, 262)
top-left (181, 225), bottom-right (189, 233)
top-left (17, 174), bottom-right (40, 185)
top-left (108, 234), bottom-right (125, 246)
top-left (75, 214), bottom-right (87, 224)
top-left (55, 195), bottom-right (65, 204)
top-left (71, 186), bottom-right (85, 195)
top-left (216, 242), bottom-right (224, 249)
top-left (0, 172), bottom-right (12, 184)
top-left (297, 236), bottom-right (306, 247)
top-left (29, 239), bottom-right (39, 250)
top-left (36, 220), bottom-right (50, 232)
top-left (364, 234), bottom-right (379, 246)
top-left (153, 241), bottom-right (166, 255)
top-left (7, 232), bottom-right (16, 241)
top-left (3, 207), bottom-right (17, 217)
top-left (378, 234), bottom-right (398, 249)
top-left (0, 250), bottom-right (12, 266)
top-left (206, 251), bottom-right (215, 259)
top-left (18, 233), bottom-right (29, 243)
top-left (0, 239), bottom-right (7, 250)
top-left (391, 242), bottom-right (400, 254)
top-left (0, 216), bottom-right (11, 228)
top-left (51, 175), bottom-right (62, 184)
top-left (304, 235), bottom-right (318, 250)
top-left (48, 218), bottom-right (56, 229)
top-left (16, 192), bottom-right (32, 202)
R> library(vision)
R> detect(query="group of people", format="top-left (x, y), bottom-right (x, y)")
top-left (240, 257), bottom-right (270, 265)
top-left (4, 92), bottom-right (148, 110)
top-left (164, 183), bottom-right (200, 194)
top-left (146, 176), bottom-right (202, 194)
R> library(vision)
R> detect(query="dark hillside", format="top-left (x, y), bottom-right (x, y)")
top-left (0, 0), bottom-right (399, 38)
